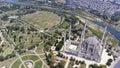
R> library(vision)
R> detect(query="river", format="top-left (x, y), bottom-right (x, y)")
top-left (4, 0), bottom-right (120, 45)
top-left (5, 0), bottom-right (16, 3)
top-left (91, 20), bottom-right (120, 40)
top-left (81, 16), bottom-right (120, 41)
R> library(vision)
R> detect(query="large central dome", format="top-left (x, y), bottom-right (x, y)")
top-left (84, 37), bottom-right (99, 46)
top-left (78, 37), bottom-right (102, 62)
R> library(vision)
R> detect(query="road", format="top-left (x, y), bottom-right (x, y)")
top-left (17, 19), bottom-right (53, 37)
top-left (4, 31), bottom-right (27, 68)
top-left (0, 17), bottom-right (51, 68)
top-left (6, 31), bottom-right (49, 68)
top-left (15, 52), bottom-right (27, 68)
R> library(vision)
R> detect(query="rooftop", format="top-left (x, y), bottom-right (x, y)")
top-left (84, 37), bottom-right (99, 45)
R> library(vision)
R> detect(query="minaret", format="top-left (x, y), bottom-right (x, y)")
top-left (101, 26), bottom-right (107, 46)
top-left (80, 22), bottom-right (87, 42)
top-left (75, 20), bottom-right (79, 26)
top-left (103, 32), bottom-right (108, 49)
top-left (63, 30), bottom-right (66, 52)
top-left (100, 26), bottom-right (107, 58)
top-left (69, 24), bottom-right (71, 43)
top-left (77, 22), bottom-right (87, 56)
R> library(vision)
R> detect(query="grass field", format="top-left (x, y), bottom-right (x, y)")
top-left (1, 42), bottom-right (13, 57)
top-left (36, 43), bottom-right (44, 54)
top-left (11, 55), bottom-right (42, 68)
top-left (34, 60), bottom-right (42, 68)
top-left (9, 32), bottom-right (42, 49)
top-left (12, 59), bottom-right (22, 68)
top-left (88, 27), bottom-right (119, 45)
top-left (0, 57), bottom-right (17, 68)
top-left (22, 55), bottom-right (39, 61)
top-left (22, 11), bottom-right (61, 29)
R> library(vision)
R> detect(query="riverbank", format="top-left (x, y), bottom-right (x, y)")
top-left (78, 14), bottom-right (120, 43)
top-left (77, 16), bottom-right (119, 46)
top-left (4, 0), bottom-right (120, 46)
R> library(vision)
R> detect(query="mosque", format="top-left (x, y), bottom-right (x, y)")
top-left (62, 22), bottom-right (108, 62)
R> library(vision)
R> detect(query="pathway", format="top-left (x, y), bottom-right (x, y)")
top-left (65, 55), bottom-right (71, 68)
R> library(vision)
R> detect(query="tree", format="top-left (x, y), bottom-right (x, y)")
top-left (0, 37), bottom-right (1, 42)
top-left (44, 45), bottom-right (51, 51)
top-left (81, 61), bottom-right (85, 64)
top-left (89, 9), bottom-right (101, 17)
top-left (57, 52), bottom-right (61, 56)
top-left (73, 34), bottom-right (77, 39)
top-left (57, 52), bottom-right (63, 57)
top-left (80, 62), bottom-right (86, 68)
top-left (55, 38), bottom-right (64, 51)
top-left (106, 59), bottom-right (113, 66)
top-left (0, 56), bottom-right (4, 61)
top-left (13, 35), bottom-right (16, 42)
top-left (1, 14), bottom-right (8, 21)
top-left (50, 55), bottom-right (56, 64)
top-left (14, 26), bottom-right (20, 31)
top-left (94, 64), bottom-right (99, 68)
top-left (75, 60), bottom-right (79, 65)
top-left (100, 65), bottom-right (107, 68)
top-left (20, 27), bottom-right (25, 33)
top-left (108, 59), bottom-right (113, 62)
top-left (89, 64), bottom-right (94, 68)
top-left (10, 19), bottom-right (15, 23)
top-left (58, 60), bottom-right (66, 68)
top-left (102, 14), bottom-right (108, 20)
top-left (111, 15), bottom-right (120, 22)
top-left (48, 52), bottom-right (54, 58)
top-left (0, 48), bottom-right (3, 53)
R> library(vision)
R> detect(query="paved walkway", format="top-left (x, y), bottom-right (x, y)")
top-left (17, 19), bottom-right (53, 37)
top-left (65, 55), bottom-right (71, 68)
top-left (33, 47), bottom-right (49, 68)
top-left (0, 32), bottom-right (4, 46)
top-left (15, 53), bottom-right (27, 68)
top-left (10, 53), bottom-right (45, 68)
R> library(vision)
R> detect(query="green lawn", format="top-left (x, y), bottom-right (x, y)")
top-left (12, 59), bottom-right (22, 68)
top-left (36, 43), bottom-right (44, 54)
top-left (34, 61), bottom-right (42, 68)
top-left (2, 42), bottom-right (13, 57)
top-left (11, 55), bottom-right (42, 68)
top-left (88, 27), bottom-right (103, 39)
top-left (2, 47), bottom-right (13, 57)
top-left (22, 11), bottom-right (61, 29)
top-left (22, 55), bottom-right (39, 61)
top-left (9, 31), bottom-right (42, 49)
top-left (109, 38), bottom-right (119, 46)
top-left (88, 27), bottom-right (119, 45)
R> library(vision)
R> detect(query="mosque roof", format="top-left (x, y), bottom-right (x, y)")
top-left (83, 37), bottom-right (99, 45)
